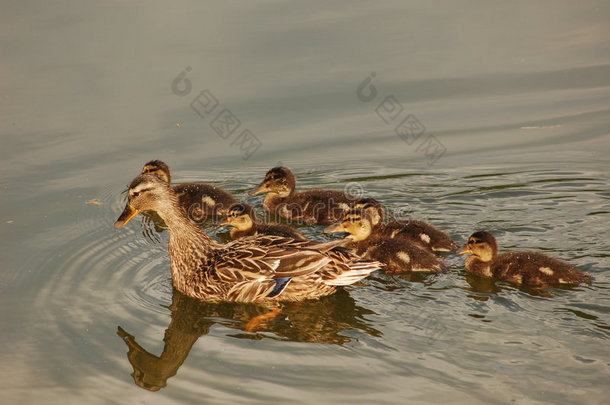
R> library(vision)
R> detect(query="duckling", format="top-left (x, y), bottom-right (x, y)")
top-left (220, 202), bottom-right (307, 241)
top-left (141, 160), bottom-right (237, 221)
top-left (324, 210), bottom-right (446, 274)
top-left (351, 198), bottom-right (384, 226)
top-left (459, 231), bottom-right (592, 286)
top-left (249, 166), bottom-right (356, 225)
top-left (114, 174), bottom-right (382, 303)
top-left (353, 199), bottom-right (458, 252)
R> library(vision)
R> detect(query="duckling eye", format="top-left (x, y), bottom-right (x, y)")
top-left (131, 191), bottom-right (140, 197)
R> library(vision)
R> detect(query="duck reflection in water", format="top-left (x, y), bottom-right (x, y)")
top-left (462, 272), bottom-right (581, 299)
top-left (117, 288), bottom-right (380, 391)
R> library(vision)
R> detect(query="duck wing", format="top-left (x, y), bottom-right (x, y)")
top-left (213, 236), bottom-right (335, 282)
top-left (225, 279), bottom-right (280, 302)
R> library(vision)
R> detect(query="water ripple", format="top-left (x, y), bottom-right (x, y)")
top-left (12, 161), bottom-right (608, 402)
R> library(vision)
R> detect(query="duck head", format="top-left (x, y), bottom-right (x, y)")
top-left (219, 202), bottom-right (256, 231)
top-left (141, 160), bottom-right (172, 183)
top-left (115, 174), bottom-right (176, 228)
top-left (458, 231), bottom-right (498, 262)
top-left (352, 198), bottom-right (384, 226)
top-left (324, 209), bottom-right (373, 242)
top-left (249, 166), bottom-right (296, 198)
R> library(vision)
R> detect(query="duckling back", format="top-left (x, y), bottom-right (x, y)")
top-left (174, 183), bottom-right (237, 220)
top-left (380, 219), bottom-right (458, 252)
top-left (353, 237), bottom-right (446, 274)
top-left (492, 251), bottom-right (592, 285)
top-left (256, 224), bottom-right (308, 241)
top-left (268, 190), bottom-right (353, 225)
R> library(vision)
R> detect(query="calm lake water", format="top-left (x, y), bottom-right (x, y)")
top-left (2, 1), bottom-right (609, 404)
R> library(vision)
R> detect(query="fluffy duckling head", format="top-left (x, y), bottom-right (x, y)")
top-left (219, 202), bottom-right (256, 231)
top-left (324, 209), bottom-right (373, 242)
top-left (458, 231), bottom-right (498, 262)
top-left (141, 160), bottom-right (171, 183)
top-left (115, 174), bottom-right (176, 228)
top-left (249, 166), bottom-right (296, 198)
top-left (352, 198), bottom-right (384, 226)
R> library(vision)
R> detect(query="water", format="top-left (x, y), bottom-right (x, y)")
top-left (1, 1), bottom-right (609, 404)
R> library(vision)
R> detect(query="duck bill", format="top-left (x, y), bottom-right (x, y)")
top-left (218, 219), bottom-right (232, 226)
top-left (114, 205), bottom-right (140, 229)
top-left (323, 223), bottom-right (344, 234)
top-left (249, 183), bottom-right (270, 196)
top-left (457, 246), bottom-right (472, 255)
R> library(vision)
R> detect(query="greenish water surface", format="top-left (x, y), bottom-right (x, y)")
top-left (1, 2), bottom-right (609, 404)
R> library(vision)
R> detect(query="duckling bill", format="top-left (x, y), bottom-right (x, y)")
top-left (459, 231), bottom-right (592, 286)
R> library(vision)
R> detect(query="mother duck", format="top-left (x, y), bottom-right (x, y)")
top-left (115, 174), bottom-right (381, 302)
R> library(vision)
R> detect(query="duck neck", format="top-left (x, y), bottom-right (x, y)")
top-left (155, 195), bottom-right (219, 292)
top-left (263, 192), bottom-right (291, 212)
top-left (159, 199), bottom-right (213, 242)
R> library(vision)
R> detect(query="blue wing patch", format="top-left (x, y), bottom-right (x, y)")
top-left (267, 277), bottom-right (292, 298)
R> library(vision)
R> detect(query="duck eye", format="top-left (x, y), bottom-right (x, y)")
top-left (131, 191), bottom-right (140, 197)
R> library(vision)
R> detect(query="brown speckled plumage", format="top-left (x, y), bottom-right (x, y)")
top-left (324, 210), bottom-right (446, 274)
top-left (459, 231), bottom-right (592, 286)
top-left (378, 220), bottom-right (458, 252)
top-left (353, 238), bottom-right (446, 274)
top-left (250, 167), bottom-right (355, 225)
top-left (353, 199), bottom-right (458, 252)
top-left (115, 174), bottom-right (382, 302)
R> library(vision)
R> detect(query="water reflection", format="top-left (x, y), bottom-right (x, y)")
top-left (462, 272), bottom-right (591, 299)
top-left (117, 288), bottom-right (380, 391)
